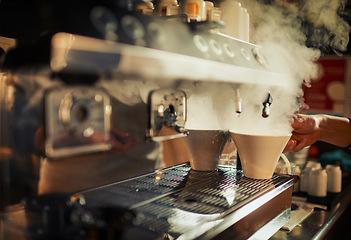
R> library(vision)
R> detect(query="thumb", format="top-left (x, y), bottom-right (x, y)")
top-left (291, 115), bottom-right (305, 132)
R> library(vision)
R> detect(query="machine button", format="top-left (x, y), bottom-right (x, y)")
top-left (209, 39), bottom-right (222, 55)
top-left (121, 15), bottom-right (145, 40)
top-left (90, 6), bottom-right (118, 41)
top-left (252, 47), bottom-right (268, 67)
top-left (147, 22), bottom-right (167, 44)
top-left (241, 48), bottom-right (251, 61)
top-left (193, 35), bottom-right (209, 53)
top-left (223, 43), bottom-right (235, 58)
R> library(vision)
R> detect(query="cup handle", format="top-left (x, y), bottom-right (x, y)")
top-left (280, 153), bottom-right (291, 175)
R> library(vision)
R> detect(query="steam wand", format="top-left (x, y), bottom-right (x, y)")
top-left (235, 88), bottom-right (242, 114)
top-left (262, 92), bottom-right (273, 118)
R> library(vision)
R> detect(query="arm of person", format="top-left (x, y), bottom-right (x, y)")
top-left (284, 114), bottom-right (351, 152)
top-left (318, 114), bottom-right (351, 148)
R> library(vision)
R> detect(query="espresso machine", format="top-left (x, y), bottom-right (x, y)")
top-left (0, 0), bottom-right (297, 239)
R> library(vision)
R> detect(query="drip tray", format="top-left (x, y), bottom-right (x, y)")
top-left (80, 163), bottom-right (295, 240)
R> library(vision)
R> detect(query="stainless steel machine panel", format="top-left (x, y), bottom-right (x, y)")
top-left (1, 163), bottom-right (295, 239)
top-left (1, 4), bottom-right (297, 239)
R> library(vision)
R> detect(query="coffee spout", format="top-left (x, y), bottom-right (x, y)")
top-left (262, 92), bottom-right (273, 118)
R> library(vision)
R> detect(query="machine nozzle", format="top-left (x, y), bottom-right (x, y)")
top-left (262, 92), bottom-right (273, 118)
top-left (235, 88), bottom-right (242, 114)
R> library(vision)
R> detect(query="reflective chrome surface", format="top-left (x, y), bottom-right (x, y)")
top-left (51, 32), bottom-right (288, 86)
top-left (1, 164), bottom-right (295, 240)
top-left (45, 86), bottom-right (112, 159)
top-left (148, 89), bottom-right (188, 141)
top-left (271, 177), bottom-right (351, 240)
top-left (1, 7), bottom-right (295, 239)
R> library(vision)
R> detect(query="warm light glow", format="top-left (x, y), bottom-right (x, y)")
top-left (187, 2), bottom-right (199, 15)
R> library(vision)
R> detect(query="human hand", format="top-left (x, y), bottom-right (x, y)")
top-left (283, 114), bottom-right (321, 153)
top-left (87, 127), bottom-right (137, 154)
top-left (35, 126), bottom-right (137, 158)
top-left (108, 128), bottom-right (137, 154)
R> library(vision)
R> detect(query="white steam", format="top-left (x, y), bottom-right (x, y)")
top-left (224, 0), bottom-right (349, 135)
top-left (100, 0), bottom-right (350, 136)
top-left (301, 0), bottom-right (350, 52)
top-left (181, 82), bottom-right (236, 130)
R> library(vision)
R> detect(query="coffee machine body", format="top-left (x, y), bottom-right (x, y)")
top-left (0, 2), bottom-right (296, 239)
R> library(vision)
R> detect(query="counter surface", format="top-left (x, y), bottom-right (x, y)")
top-left (271, 172), bottom-right (351, 240)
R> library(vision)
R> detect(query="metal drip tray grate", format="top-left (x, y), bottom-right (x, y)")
top-left (80, 163), bottom-right (295, 239)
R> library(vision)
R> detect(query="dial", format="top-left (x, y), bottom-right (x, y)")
top-left (194, 35), bottom-right (209, 53)
top-left (121, 15), bottom-right (145, 40)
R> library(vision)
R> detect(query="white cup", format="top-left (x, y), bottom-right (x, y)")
top-left (292, 165), bottom-right (301, 192)
top-left (326, 165), bottom-right (342, 193)
top-left (220, 1), bottom-right (242, 39)
top-left (230, 132), bottom-right (291, 179)
top-left (308, 169), bottom-right (327, 197)
top-left (300, 166), bottom-right (318, 192)
top-left (184, 130), bottom-right (228, 171)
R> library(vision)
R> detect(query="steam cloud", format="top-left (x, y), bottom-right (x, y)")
top-left (186, 0), bottom-right (350, 135)
top-left (240, 0), bottom-right (350, 134)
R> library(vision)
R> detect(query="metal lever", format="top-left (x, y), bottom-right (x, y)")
top-left (262, 92), bottom-right (273, 118)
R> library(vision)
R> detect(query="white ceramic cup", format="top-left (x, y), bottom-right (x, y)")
top-left (230, 132), bottom-right (291, 179)
top-left (184, 130), bottom-right (228, 171)
top-left (308, 169), bottom-right (327, 197)
top-left (326, 165), bottom-right (342, 193)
